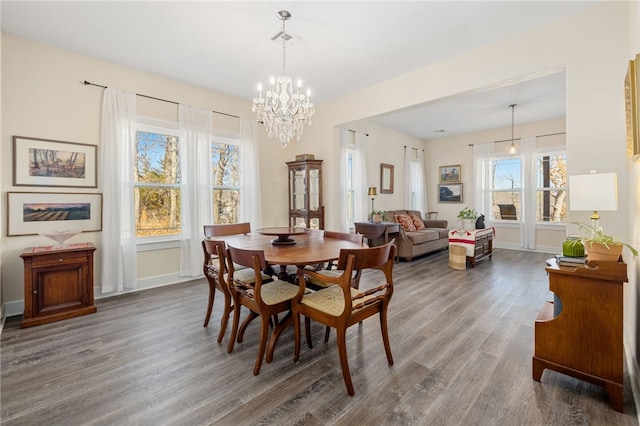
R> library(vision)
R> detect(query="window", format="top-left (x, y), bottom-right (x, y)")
top-left (135, 124), bottom-right (242, 238)
top-left (536, 152), bottom-right (567, 222)
top-left (491, 157), bottom-right (522, 220)
top-left (211, 138), bottom-right (240, 224)
top-left (135, 126), bottom-right (181, 238)
top-left (346, 150), bottom-right (355, 227)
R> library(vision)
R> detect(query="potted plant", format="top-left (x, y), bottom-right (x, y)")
top-left (457, 207), bottom-right (478, 230)
top-left (370, 210), bottom-right (387, 224)
top-left (569, 222), bottom-right (638, 262)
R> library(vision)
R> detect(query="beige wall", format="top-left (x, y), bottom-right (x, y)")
top-left (0, 34), bottom-right (266, 309)
top-left (1, 1), bottom-right (639, 398)
top-left (424, 117), bottom-right (566, 252)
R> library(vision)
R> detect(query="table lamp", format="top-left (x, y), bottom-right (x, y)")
top-left (367, 186), bottom-right (377, 215)
top-left (569, 171), bottom-right (618, 230)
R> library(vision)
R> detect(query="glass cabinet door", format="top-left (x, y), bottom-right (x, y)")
top-left (309, 167), bottom-right (320, 211)
top-left (290, 168), bottom-right (306, 211)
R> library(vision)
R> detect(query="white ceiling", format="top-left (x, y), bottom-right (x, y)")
top-left (1, 1), bottom-right (601, 139)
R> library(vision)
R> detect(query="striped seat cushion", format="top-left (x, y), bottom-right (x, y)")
top-left (301, 285), bottom-right (379, 316)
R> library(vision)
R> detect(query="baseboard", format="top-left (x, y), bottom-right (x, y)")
top-left (2, 273), bottom-right (205, 318)
top-left (493, 242), bottom-right (557, 254)
top-left (624, 330), bottom-right (640, 421)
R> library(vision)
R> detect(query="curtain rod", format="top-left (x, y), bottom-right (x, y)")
top-left (83, 80), bottom-right (240, 119)
top-left (403, 145), bottom-right (424, 151)
top-left (468, 131), bottom-right (566, 147)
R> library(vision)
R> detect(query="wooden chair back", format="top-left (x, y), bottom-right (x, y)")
top-left (204, 222), bottom-right (251, 237)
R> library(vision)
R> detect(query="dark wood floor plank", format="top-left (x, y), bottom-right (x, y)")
top-left (1, 248), bottom-right (637, 425)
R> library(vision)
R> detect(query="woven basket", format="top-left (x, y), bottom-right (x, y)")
top-left (448, 245), bottom-right (467, 270)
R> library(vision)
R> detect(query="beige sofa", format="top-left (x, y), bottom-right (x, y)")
top-left (385, 210), bottom-right (449, 261)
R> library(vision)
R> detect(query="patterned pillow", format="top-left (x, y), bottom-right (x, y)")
top-left (395, 214), bottom-right (417, 232)
top-left (410, 214), bottom-right (426, 230)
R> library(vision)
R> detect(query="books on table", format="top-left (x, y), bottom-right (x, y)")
top-left (555, 255), bottom-right (586, 267)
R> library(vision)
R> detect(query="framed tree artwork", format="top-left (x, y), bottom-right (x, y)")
top-left (13, 136), bottom-right (98, 188)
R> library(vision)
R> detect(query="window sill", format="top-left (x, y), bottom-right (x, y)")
top-left (136, 237), bottom-right (181, 252)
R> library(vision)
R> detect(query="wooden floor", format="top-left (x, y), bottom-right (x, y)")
top-left (1, 248), bottom-right (638, 425)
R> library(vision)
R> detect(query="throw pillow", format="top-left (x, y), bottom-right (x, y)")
top-left (395, 214), bottom-right (417, 232)
top-left (410, 214), bottom-right (426, 230)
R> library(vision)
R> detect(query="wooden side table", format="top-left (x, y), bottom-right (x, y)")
top-left (20, 243), bottom-right (97, 328)
top-left (533, 259), bottom-right (628, 412)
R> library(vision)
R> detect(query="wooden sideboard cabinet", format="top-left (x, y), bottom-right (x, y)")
top-left (533, 259), bottom-right (628, 412)
top-left (20, 243), bottom-right (97, 328)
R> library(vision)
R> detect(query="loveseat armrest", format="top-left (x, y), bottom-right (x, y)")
top-left (424, 219), bottom-right (448, 228)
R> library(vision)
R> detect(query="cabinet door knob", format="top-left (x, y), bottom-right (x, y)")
top-left (33, 290), bottom-right (37, 294)
top-left (58, 258), bottom-right (64, 263)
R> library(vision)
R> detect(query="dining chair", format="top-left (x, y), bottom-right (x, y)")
top-left (293, 242), bottom-right (396, 396)
top-left (201, 239), bottom-right (232, 342)
top-left (202, 239), bottom-right (269, 343)
top-left (204, 222), bottom-right (251, 237)
top-left (307, 231), bottom-right (364, 288)
top-left (225, 245), bottom-right (299, 376)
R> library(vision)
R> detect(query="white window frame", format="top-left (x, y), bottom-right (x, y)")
top-left (489, 153), bottom-right (523, 223)
top-left (535, 147), bottom-right (567, 225)
top-left (135, 120), bottom-right (182, 247)
top-left (211, 134), bottom-right (241, 225)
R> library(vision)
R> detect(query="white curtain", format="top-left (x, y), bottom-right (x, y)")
top-left (353, 132), bottom-right (368, 224)
top-left (472, 142), bottom-right (494, 221)
top-left (521, 137), bottom-right (537, 249)
top-left (338, 129), bottom-right (349, 232)
top-left (178, 104), bottom-right (214, 277)
top-left (404, 147), bottom-right (412, 209)
top-left (405, 148), bottom-right (427, 213)
top-left (100, 88), bottom-right (137, 293)
top-left (239, 118), bottom-right (262, 229)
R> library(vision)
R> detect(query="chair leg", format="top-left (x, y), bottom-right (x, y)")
top-left (203, 284), bottom-right (216, 327)
top-left (380, 307), bottom-right (394, 365)
top-left (324, 326), bottom-right (331, 343)
top-left (336, 326), bottom-right (354, 396)
top-left (305, 316), bottom-right (313, 349)
top-left (238, 311), bottom-right (259, 343)
top-left (227, 296), bottom-right (241, 353)
top-left (217, 295), bottom-right (232, 344)
top-left (253, 315), bottom-right (270, 376)
top-left (293, 312), bottom-right (301, 363)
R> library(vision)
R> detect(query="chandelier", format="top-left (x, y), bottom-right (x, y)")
top-left (252, 10), bottom-right (315, 147)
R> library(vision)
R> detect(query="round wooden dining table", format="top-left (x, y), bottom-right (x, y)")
top-left (220, 231), bottom-right (365, 270)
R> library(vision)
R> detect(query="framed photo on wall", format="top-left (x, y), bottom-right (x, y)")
top-left (7, 192), bottom-right (103, 236)
top-left (380, 163), bottom-right (394, 194)
top-left (438, 183), bottom-right (463, 203)
top-left (625, 55), bottom-right (640, 159)
top-left (13, 136), bottom-right (98, 188)
top-left (439, 165), bottom-right (461, 183)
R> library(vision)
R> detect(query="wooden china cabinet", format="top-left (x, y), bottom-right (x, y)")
top-left (20, 243), bottom-right (97, 327)
top-left (287, 159), bottom-right (324, 230)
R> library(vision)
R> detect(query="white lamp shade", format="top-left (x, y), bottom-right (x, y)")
top-left (569, 173), bottom-right (618, 211)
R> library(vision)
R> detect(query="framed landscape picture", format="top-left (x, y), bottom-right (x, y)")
top-left (13, 136), bottom-right (97, 188)
top-left (439, 165), bottom-right (461, 183)
top-left (7, 192), bottom-right (102, 236)
top-left (438, 183), bottom-right (463, 203)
